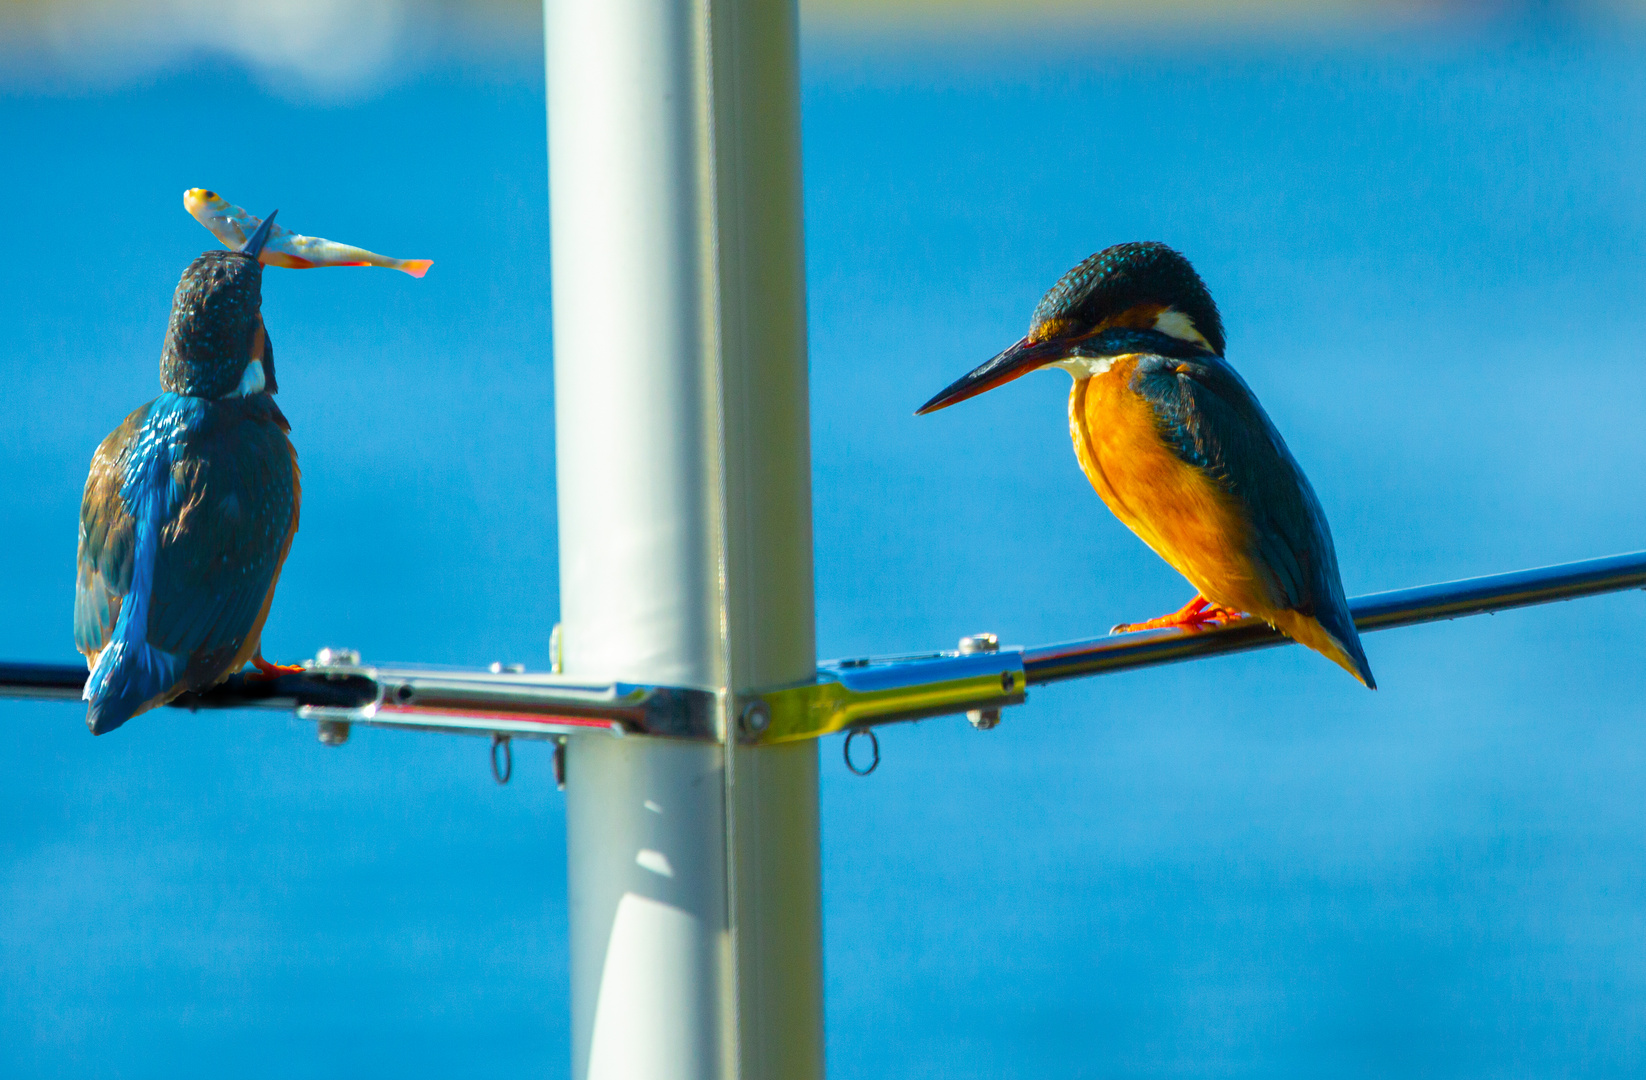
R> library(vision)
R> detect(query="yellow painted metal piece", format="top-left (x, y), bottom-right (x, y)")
top-left (751, 655), bottom-right (1026, 745)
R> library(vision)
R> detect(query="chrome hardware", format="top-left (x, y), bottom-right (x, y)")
top-left (958, 633), bottom-right (1002, 729)
top-left (311, 646), bottom-right (360, 668)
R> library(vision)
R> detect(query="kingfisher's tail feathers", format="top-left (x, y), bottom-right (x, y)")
top-left (1269, 609), bottom-right (1376, 690)
top-left (82, 638), bottom-right (186, 734)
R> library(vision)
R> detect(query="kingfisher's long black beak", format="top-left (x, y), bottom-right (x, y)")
top-left (916, 335), bottom-right (1067, 415)
top-left (240, 209), bottom-right (279, 259)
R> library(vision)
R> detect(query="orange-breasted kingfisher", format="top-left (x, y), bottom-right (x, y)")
top-left (918, 242), bottom-right (1375, 688)
top-left (75, 212), bottom-right (304, 734)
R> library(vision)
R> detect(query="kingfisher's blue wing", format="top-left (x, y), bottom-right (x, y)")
top-left (1132, 355), bottom-right (1320, 609)
top-left (80, 394), bottom-right (298, 733)
top-left (1132, 352), bottom-right (1372, 684)
top-left (75, 403), bottom-right (150, 661)
top-left (145, 395), bottom-right (300, 688)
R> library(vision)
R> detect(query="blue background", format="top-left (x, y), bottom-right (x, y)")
top-left (3, 14), bottom-right (1646, 1077)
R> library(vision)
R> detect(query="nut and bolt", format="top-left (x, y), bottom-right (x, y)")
top-left (741, 701), bottom-right (772, 738)
top-left (959, 632), bottom-right (1003, 730)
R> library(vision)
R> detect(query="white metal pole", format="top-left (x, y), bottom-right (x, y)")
top-left (544, 0), bottom-right (821, 1076)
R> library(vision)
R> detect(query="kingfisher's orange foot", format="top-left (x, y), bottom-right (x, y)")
top-left (1112, 595), bottom-right (1248, 634)
top-left (247, 651), bottom-right (304, 681)
top-left (1197, 604), bottom-right (1245, 626)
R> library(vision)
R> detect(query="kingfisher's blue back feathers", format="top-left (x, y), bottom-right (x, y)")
top-left (78, 394), bottom-right (299, 733)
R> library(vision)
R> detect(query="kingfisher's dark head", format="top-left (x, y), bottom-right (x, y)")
top-left (917, 242), bottom-right (1224, 415)
top-left (160, 211), bottom-right (280, 399)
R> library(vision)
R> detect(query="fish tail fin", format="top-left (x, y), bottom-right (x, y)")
top-left (83, 637), bottom-right (186, 735)
top-left (1271, 608), bottom-right (1376, 690)
top-left (395, 259), bottom-right (432, 278)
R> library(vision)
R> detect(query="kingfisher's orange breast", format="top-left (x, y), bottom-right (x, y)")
top-left (1067, 357), bottom-right (1271, 617)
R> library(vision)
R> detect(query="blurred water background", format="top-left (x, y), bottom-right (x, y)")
top-left (2, 1), bottom-right (1645, 1075)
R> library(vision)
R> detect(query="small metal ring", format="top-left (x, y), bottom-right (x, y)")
top-left (491, 734), bottom-right (513, 785)
top-left (843, 728), bottom-right (879, 776)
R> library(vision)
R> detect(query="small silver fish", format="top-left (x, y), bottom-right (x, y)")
top-left (184, 188), bottom-right (432, 278)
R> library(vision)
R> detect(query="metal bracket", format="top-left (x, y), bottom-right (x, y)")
top-left (742, 648), bottom-right (1027, 746)
top-left (140, 648), bottom-right (721, 744)
top-left (292, 653), bottom-right (718, 742)
top-left (296, 648), bottom-right (382, 735)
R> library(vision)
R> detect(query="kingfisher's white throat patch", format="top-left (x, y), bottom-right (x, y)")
top-left (1052, 356), bottom-right (1116, 379)
top-left (231, 359), bottom-right (266, 397)
top-left (1153, 308), bottom-right (1211, 349)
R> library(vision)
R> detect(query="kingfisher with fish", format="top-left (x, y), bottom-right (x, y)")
top-left (75, 192), bottom-right (429, 734)
top-left (918, 242), bottom-right (1375, 688)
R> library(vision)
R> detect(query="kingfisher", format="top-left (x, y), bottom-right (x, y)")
top-left (75, 212), bottom-right (304, 734)
top-left (918, 242), bottom-right (1374, 688)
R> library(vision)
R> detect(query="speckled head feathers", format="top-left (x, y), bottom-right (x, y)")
top-left (160, 250), bottom-right (267, 399)
top-left (1030, 242), bottom-right (1224, 356)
